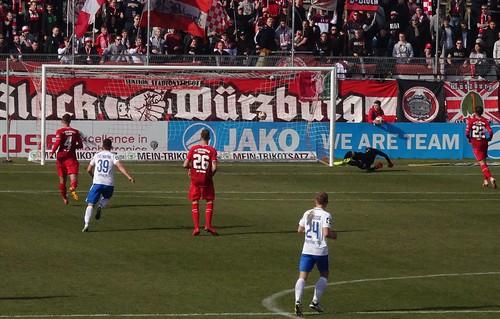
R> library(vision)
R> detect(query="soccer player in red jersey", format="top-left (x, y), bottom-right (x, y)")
top-left (466, 106), bottom-right (496, 188)
top-left (183, 129), bottom-right (218, 236)
top-left (49, 114), bottom-right (84, 205)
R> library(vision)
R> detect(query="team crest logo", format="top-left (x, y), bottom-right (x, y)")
top-left (488, 124), bottom-right (500, 160)
top-left (182, 123), bottom-right (216, 151)
top-left (402, 86), bottom-right (439, 123)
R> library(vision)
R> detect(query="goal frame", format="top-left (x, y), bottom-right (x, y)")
top-left (40, 64), bottom-right (337, 166)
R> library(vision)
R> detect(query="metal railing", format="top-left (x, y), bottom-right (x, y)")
top-left (0, 53), bottom-right (498, 81)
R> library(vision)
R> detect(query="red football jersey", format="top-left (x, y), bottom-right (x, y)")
top-left (51, 127), bottom-right (83, 160)
top-left (466, 115), bottom-right (493, 144)
top-left (187, 144), bottom-right (217, 187)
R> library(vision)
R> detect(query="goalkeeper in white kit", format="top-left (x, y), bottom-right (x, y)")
top-left (82, 138), bottom-right (135, 232)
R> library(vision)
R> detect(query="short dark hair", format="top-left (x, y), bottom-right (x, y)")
top-left (103, 138), bottom-right (112, 150)
top-left (201, 129), bottom-right (210, 141)
top-left (475, 106), bottom-right (484, 116)
top-left (62, 113), bottom-right (71, 124)
top-left (374, 100), bottom-right (381, 106)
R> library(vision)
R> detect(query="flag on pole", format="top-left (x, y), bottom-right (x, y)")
top-left (75, 0), bottom-right (107, 38)
top-left (206, 0), bottom-right (231, 34)
top-left (140, 0), bottom-right (212, 38)
top-left (422, 0), bottom-right (433, 17)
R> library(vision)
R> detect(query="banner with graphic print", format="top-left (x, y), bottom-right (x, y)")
top-left (445, 81), bottom-right (500, 123)
top-left (345, 0), bottom-right (379, 12)
top-left (397, 80), bottom-right (446, 122)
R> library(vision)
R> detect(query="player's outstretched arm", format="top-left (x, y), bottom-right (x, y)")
top-left (116, 162), bottom-right (135, 183)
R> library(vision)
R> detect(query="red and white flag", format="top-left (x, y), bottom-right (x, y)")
top-left (422, 0), bottom-right (432, 17)
top-left (140, 0), bottom-right (211, 38)
top-left (206, 0), bottom-right (231, 34)
top-left (75, 0), bottom-right (106, 38)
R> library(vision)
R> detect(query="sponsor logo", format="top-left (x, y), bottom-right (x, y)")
top-left (182, 123), bottom-right (216, 151)
top-left (488, 124), bottom-right (500, 159)
top-left (402, 86), bottom-right (439, 123)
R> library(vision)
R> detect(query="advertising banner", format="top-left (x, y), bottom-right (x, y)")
top-left (445, 81), bottom-right (500, 123)
top-left (345, 0), bottom-right (379, 12)
top-left (397, 80), bottom-right (446, 123)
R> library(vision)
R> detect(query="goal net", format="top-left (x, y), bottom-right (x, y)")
top-left (31, 64), bottom-right (337, 165)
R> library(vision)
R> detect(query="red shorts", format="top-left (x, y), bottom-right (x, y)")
top-left (56, 158), bottom-right (79, 177)
top-left (472, 143), bottom-right (488, 161)
top-left (189, 184), bottom-right (215, 201)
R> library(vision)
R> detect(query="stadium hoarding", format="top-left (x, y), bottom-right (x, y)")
top-left (3, 121), bottom-right (497, 160)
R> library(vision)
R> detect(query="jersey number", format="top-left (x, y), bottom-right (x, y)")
top-left (63, 136), bottom-right (73, 150)
top-left (192, 154), bottom-right (210, 171)
top-left (96, 159), bottom-right (110, 173)
top-left (306, 221), bottom-right (320, 239)
top-left (471, 124), bottom-right (486, 139)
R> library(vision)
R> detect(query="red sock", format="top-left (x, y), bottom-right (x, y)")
top-left (59, 183), bottom-right (67, 199)
top-left (205, 202), bottom-right (214, 228)
top-left (70, 179), bottom-right (78, 190)
top-left (481, 163), bottom-right (492, 179)
top-left (192, 203), bottom-right (199, 229)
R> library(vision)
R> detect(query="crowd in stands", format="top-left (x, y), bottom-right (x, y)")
top-left (0, 0), bottom-right (499, 77)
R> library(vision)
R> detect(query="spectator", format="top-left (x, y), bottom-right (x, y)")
top-left (386, 11), bottom-right (402, 45)
top-left (128, 36), bottom-right (146, 63)
top-left (447, 39), bottom-right (468, 66)
top-left (407, 0), bottom-right (418, 17)
top-left (120, 29), bottom-right (133, 50)
top-left (58, 37), bottom-right (72, 64)
top-left (457, 20), bottom-right (475, 54)
top-left (103, 34), bottom-right (128, 62)
top-left (423, 43), bottom-right (433, 69)
top-left (405, 16), bottom-right (425, 57)
top-left (9, 35), bottom-right (24, 61)
top-left (103, 0), bottom-right (124, 36)
top-left (123, 0), bottom-right (143, 30)
top-left (344, 10), bottom-right (363, 42)
top-left (439, 17), bottom-right (458, 58)
top-left (238, 0), bottom-right (256, 19)
top-left (27, 1), bottom-right (41, 40)
top-left (213, 40), bottom-right (230, 66)
top-left (476, 4), bottom-right (491, 38)
top-left (186, 37), bottom-right (204, 60)
top-left (394, 0), bottom-right (410, 32)
top-left (374, 27), bottom-right (391, 56)
top-left (127, 14), bottom-right (144, 43)
top-left (25, 40), bottom-right (43, 59)
top-left (329, 25), bottom-right (344, 56)
top-left (149, 26), bottom-right (167, 62)
top-left (95, 26), bottom-right (112, 56)
top-left (392, 32), bottom-right (414, 63)
top-left (446, 0), bottom-right (466, 27)
top-left (362, 11), bottom-right (378, 54)
top-left (0, 34), bottom-right (8, 53)
top-left (482, 21), bottom-right (498, 58)
top-left (41, 3), bottom-right (59, 41)
top-left (295, 19), bottom-right (315, 52)
top-left (367, 100), bottom-right (386, 124)
top-left (413, 6), bottom-right (430, 40)
top-left (20, 26), bottom-right (36, 50)
top-left (275, 17), bottom-right (292, 51)
top-left (3, 11), bottom-right (16, 43)
top-left (44, 26), bottom-right (63, 55)
top-left (235, 30), bottom-right (255, 65)
top-left (316, 32), bottom-right (332, 61)
top-left (494, 31), bottom-right (500, 79)
top-left (348, 29), bottom-right (367, 57)
top-left (164, 29), bottom-right (183, 55)
top-left (293, 0), bottom-right (307, 32)
top-left (220, 32), bottom-right (236, 55)
top-left (255, 18), bottom-right (277, 65)
top-left (467, 41), bottom-right (487, 79)
top-left (78, 37), bottom-right (99, 64)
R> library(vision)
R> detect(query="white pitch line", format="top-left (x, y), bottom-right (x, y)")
top-left (2, 273), bottom-right (499, 319)
top-left (262, 271), bottom-right (500, 318)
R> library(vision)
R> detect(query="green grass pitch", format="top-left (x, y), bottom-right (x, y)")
top-left (1, 159), bottom-right (499, 319)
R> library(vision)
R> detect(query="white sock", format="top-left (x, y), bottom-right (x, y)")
top-left (100, 198), bottom-right (109, 208)
top-left (295, 278), bottom-right (305, 303)
top-left (312, 276), bottom-right (328, 303)
top-left (84, 206), bottom-right (93, 225)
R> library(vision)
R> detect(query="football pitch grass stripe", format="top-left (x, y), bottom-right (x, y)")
top-left (262, 272), bottom-right (500, 318)
top-left (2, 273), bottom-right (498, 319)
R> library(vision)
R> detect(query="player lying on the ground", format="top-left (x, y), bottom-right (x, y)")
top-left (334, 147), bottom-right (393, 172)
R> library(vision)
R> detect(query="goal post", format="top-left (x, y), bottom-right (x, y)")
top-left (35, 64), bottom-right (337, 166)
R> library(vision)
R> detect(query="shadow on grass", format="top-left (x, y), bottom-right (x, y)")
top-left (0, 295), bottom-right (75, 301)
top-left (104, 203), bottom-right (189, 209)
top-left (351, 305), bottom-right (500, 314)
